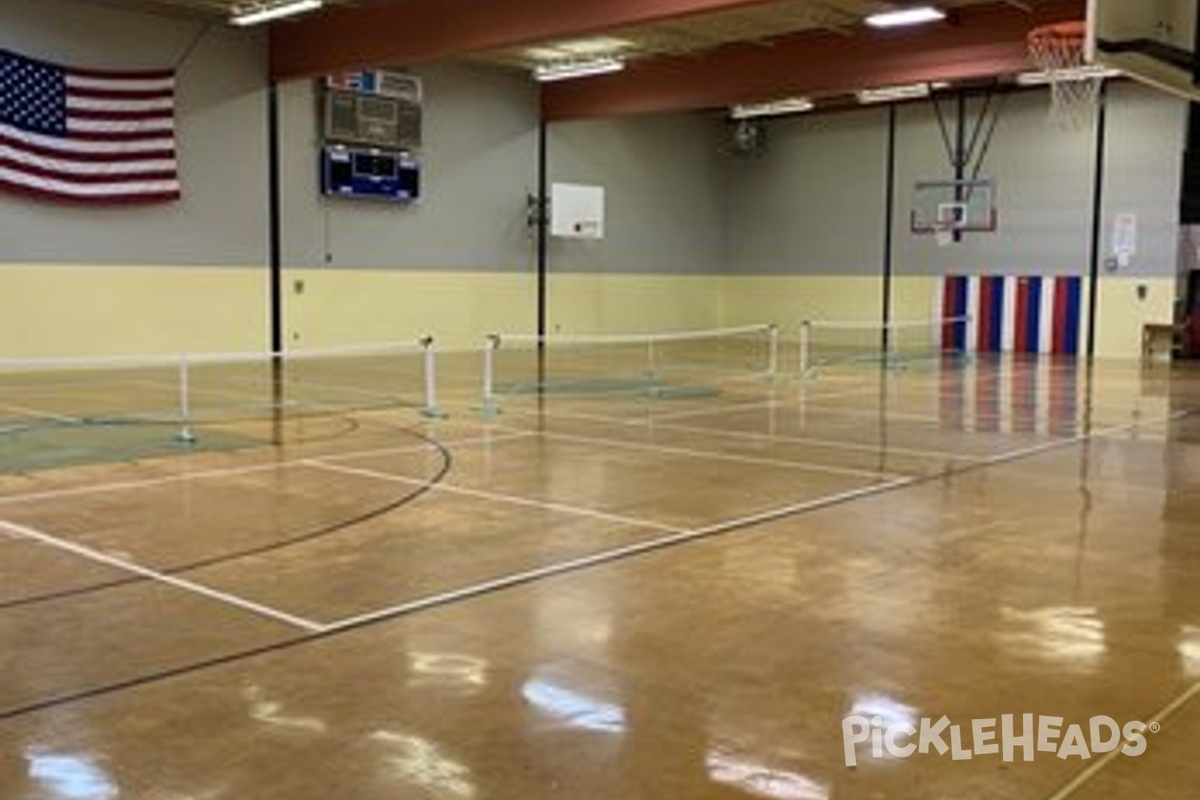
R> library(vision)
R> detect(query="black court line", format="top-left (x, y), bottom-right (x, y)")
top-left (0, 418), bottom-right (452, 611)
top-left (0, 409), bottom-right (1188, 721)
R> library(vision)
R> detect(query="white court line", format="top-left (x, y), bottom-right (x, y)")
top-left (980, 411), bottom-right (1189, 467)
top-left (318, 476), bottom-right (917, 632)
top-left (0, 401), bottom-right (82, 425)
top-left (655, 412), bottom-right (1070, 457)
top-left (318, 410), bottom-right (1183, 633)
top-left (0, 430), bottom-right (536, 507)
top-left (489, 423), bottom-right (904, 481)
top-left (0, 518), bottom-right (322, 632)
top-left (306, 459), bottom-right (684, 535)
top-left (788, 402), bottom-right (947, 426)
top-left (500, 404), bottom-right (981, 463)
top-left (644, 397), bottom-right (787, 423)
top-left (643, 387), bottom-right (891, 423)
top-left (1045, 680), bottom-right (1200, 800)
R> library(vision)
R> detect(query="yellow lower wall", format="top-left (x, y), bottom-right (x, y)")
top-left (547, 273), bottom-right (723, 336)
top-left (719, 275), bottom-right (936, 334)
top-left (0, 266), bottom-right (1175, 361)
top-left (286, 270), bottom-right (725, 350)
top-left (1094, 276), bottom-right (1176, 360)
top-left (0, 265), bottom-right (267, 358)
top-left (284, 269), bottom-right (536, 351)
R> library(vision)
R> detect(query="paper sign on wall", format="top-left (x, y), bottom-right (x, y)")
top-left (1111, 213), bottom-right (1137, 269)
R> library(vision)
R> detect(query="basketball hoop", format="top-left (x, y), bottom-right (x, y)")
top-left (933, 221), bottom-right (956, 248)
top-left (1026, 22), bottom-right (1104, 129)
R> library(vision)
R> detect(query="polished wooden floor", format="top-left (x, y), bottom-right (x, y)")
top-left (1, 355), bottom-right (1198, 799)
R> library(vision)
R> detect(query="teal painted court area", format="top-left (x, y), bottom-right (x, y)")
top-left (0, 420), bottom-right (259, 475)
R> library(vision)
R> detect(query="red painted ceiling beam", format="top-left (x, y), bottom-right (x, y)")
top-left (270, 0), bottom-right (783, 81)
top-left (542, 0), bottom-right (1085, 120)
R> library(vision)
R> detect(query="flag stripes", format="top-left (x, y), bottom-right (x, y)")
top-left (0, 48), bottom-right (179, 204)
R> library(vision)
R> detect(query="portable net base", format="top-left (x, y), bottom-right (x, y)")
top-left (1027, 21), bottom-right (1104, 130)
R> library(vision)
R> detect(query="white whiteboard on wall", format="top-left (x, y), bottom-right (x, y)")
top-left (550, 183), bottom-right (605, 240)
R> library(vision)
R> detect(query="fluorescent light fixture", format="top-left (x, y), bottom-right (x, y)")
top-left (857, 82), bottom-right (947, 104)
top-left (231, 0), bottom-right (322, 26)
top-left (1016, 65), bottom-right (1122, 86)
top-left (730, 98), bottom-right (815, 119)
top-left (866, 6), bottom-right (946, 29)
top-left (534, 57), bottom-right (625, 83)
top-left (526, 37), bottom-right (632, 62)
top-left (557, 37), bottom-right (633, 56)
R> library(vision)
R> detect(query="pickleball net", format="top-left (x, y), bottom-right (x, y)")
top-left (799, 316), bottom-right (970, 377)
top-left (481, 323), bottom-right (779, 411)
top-left (0, 339), bottom-right (439, 470)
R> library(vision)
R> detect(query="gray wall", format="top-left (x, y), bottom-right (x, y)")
top-left (723, 107), bottom-right (890, 275)
top-left (1100, 80), bottom-right (1186, 278)
top-left (893, 85), bottom-right (1184, 278)
top-left (0, 0), bottom-right (269, 266)
top-left (547, 112), bottom-right (726, 274)
top-left (0, 1), bottom-right (542, 273)
top-left (721, 82), bottom-right (1186, 280)
top-left (0, 0), bottom-right (1186, 287)
top-left (892, 90), bottom-right (1096, 277)
top-left (279, 62), bottom-right (539, 271)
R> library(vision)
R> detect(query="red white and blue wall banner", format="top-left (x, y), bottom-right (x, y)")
top-left (939, 275), bottom-right (1086, 356)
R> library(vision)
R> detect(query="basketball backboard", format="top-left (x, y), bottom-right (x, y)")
top-left (1089, 0), bottom-right (1200, 101)
top-left (911, 178), bottom-right (997, 237)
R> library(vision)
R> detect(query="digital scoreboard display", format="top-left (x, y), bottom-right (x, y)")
top-left (320, 145), bottom-right (419, 203)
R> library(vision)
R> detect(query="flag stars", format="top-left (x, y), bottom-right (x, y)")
top-left (0, 51), bottom-right (67, 134)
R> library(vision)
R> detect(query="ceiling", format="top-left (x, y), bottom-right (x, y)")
top-left (76, 0), bottom-right (1086, 119)
top-left (471, 0), bottom-right (1006, 70)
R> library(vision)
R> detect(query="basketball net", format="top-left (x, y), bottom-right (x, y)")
top-left (1027, 22), bottom-right (1103, 130)
top-left (934, 221), bottom-right (956, 248)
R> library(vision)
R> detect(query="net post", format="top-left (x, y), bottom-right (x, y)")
top-left (799, 321), bottom-right (812, 378)
top-left (176, 354), bottom-right (197, 445)
top-left (767, 324), bottom-right (780, 379)
top-left (480, 334), bottom-right (501, 417)
top-left (419, 336), bottom-right (444, 418)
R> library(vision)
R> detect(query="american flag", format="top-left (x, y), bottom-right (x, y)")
top-left (0, 49), bottom-right (179, 204)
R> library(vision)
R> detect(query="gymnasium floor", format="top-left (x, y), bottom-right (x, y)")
top-left (0, 353), bottom-right (1198, 799)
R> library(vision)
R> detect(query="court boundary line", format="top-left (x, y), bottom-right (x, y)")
top-left (0, 410), bottom-right (1184, 720)
top-left (0, 401), bottom-right (83, 425)
top-left (0, 519), bottom-right (322, 632)
top-left (654, 395), bottom-right (1086, 448)
top-left (305, 410), bottom-right (1189, 635)
top-left (643, 397), bottom-right (794, 423)
top-left (312, 414), bottom-right (1185, 633)
top-left (498, 404), bottom-right (985, 462)
top-left (0, 429), bottom-right (457, 613)
top-left (0, 429), bottom-right (534, 507)
top-left (316, 476), bottom-right (913, 632)
top-left (487, 423), bottom-right (907, 481)
top-left (1045, 680), bottom-right (1200, 800)
top-left (306, 459), bottom-right (684, 535)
